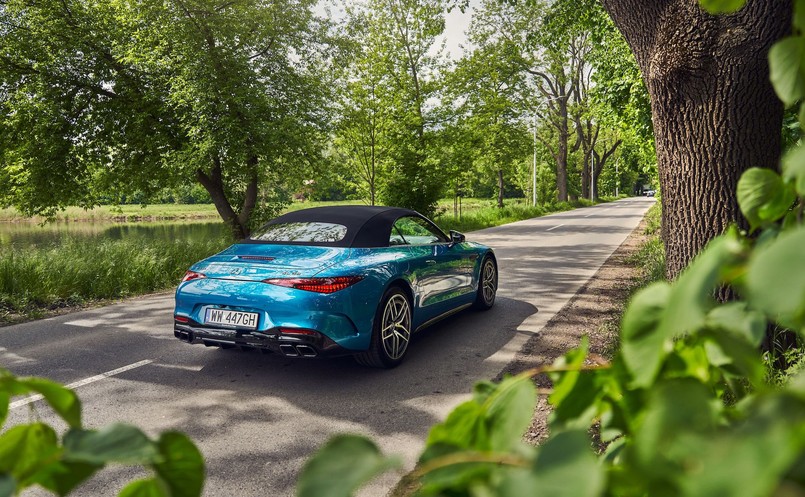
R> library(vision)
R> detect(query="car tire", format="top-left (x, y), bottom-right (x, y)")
top-left (355, 286), bottom-right (412, 369)
top-left (473, 255), bottom-right (497, 310)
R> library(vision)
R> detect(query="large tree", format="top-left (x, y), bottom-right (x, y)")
top-left (449, 40), bottom-right (530, 208)
top-left (600, 0), bottom-right (791, 278)
top-left (366, 0), bottom-right (447, 215)
top-left (0, 0), bottom-right (329, 238)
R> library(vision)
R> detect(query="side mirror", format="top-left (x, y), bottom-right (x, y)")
top-left (449, 230), bottom-right (466, 246)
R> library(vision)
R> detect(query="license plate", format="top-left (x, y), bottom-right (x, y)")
top-left (204, 308), bottom-right (259, 329)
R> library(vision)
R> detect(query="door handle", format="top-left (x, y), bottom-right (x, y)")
top-left (426, 260), bottom-right (436, 265)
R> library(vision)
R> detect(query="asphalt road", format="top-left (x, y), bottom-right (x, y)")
top-left (3, 197), bottom-right (654, 496)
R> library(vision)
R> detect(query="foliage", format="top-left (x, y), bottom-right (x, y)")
top-left (0, 0), bottom-right (331, 237)
top-left (0, 236), bottom-right (228, 321)
top-left (297, 2), bottom-right (805, 495)
top-left (337, 0), bottom-right (447, 216)
top-left (298, 154), bottom-right (805, 497)
top-left (0, 368), bottom-right (204, 496)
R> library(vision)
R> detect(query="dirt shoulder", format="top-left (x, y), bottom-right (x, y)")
top-left (496, 214), bottom-right (651, 445)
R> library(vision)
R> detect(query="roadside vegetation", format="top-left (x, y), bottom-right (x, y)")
top-left (0, 237), bottom-right (229, 325)
top-left (0, 197), bottom-right (620, 326)
top-left (626, 201), bottom-right (665, 285)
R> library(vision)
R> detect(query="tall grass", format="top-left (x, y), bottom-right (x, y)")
top-left (627, 202), bottom-right (665, 283)
top-left (0, 236), bottom-right (229, 319)
top-left (435, 199), bottom-right (597, 233)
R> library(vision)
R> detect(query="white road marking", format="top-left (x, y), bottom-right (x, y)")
top-left (546, 224), bottom-right (564, 231)
top-left (10, 359), bottom-right (153, 410)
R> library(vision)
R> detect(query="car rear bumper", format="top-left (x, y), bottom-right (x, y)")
top-left (173, 320), bottom-right (353, 358)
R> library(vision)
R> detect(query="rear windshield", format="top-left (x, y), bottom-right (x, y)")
top-left (249, 222), bottom-right (348, 243)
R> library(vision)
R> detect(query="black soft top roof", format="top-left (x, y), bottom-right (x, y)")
top-left (249, 205), bottom-right (440, 248)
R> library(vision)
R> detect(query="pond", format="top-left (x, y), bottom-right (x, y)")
top-left (0, 219), bottom-right (231, 250)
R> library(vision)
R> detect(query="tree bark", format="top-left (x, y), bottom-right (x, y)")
top-left (196, 157), bottom-right (251, 240)
top-left (600, 0), bottom-right (790, 279)
top-left (497, 169), bottom-right (505, 208)
top-left (593, 139), bottom-right (623, 199)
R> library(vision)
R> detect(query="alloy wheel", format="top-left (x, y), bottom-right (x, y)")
top-left (380, 294), bottom-right (411, 360)
top-left (482, 259), bottom-right (497, 306)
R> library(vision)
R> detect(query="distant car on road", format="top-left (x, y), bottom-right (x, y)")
top-left (173, 206), bottom-right (498, 368)
top-left (644, 189), bottom-right (656, 197)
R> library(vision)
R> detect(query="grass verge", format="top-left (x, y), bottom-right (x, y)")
top-left (434, 198), bottom-right (602, 233)
top-left (0, 236), bottom-right (230, 325)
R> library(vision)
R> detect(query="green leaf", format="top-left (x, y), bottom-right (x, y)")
top-left (699, 0), bottom-right (746, 14)
top-left (28, 461), bottom-right (100, 497)
top-left (782, 143), bottom-right (805, 196)
top-left (0, 474), bottom-right (15, 497)
top-left (633, 379), bottom-right (718, 474)
top-left (769, 37), bottom-right (805, 106)
top-left (153, 432), bottom-right (204, 497)
top-left (673, 395), bottom-right (805, 497)
top-left (705, 303), bottom-right (766, 346)
top-left (485, 375), bottom-right (537, 452)
top-left (425, 401), bottom-right (488, 453)
top-left (659, 232), bottom-right (744, 337)
top-left (63, 424), bottom-right (159, 466)
top-left (0, 392), bottom-right (9, 428)
top-left (297, 435), bottom-right (400, 497)
top-left (549, 339), bottom-right (601, 429)
top-left (621, 282), bottom-right (672, 387)
top-left (496, 430), bottom-right (604, 497)
top-left (745, 226), bottom-right (805, 332)
top-left (737, 168), bottom-right (795, 230)
top-left (17, 378), bottom-right (81, 429)
top-left (0, 423), bottom-right (60, 477)
top-left (796, 0), bottom-right (805, 31)
top-left (703, 331), bottom-right (765, 385)
top-left (119, 478), bottom-right (168, 497)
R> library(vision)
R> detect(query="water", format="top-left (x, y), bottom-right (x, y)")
top-left (0, 220), bottom-right (231, 250)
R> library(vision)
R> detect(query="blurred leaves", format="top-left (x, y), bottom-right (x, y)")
top-left (0, 369), bottom-right (205, 496)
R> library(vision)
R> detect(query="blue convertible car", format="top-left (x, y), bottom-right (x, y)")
top-left (173, 206), bottom-right (497, 368)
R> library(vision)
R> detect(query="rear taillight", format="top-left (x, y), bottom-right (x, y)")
top-left (181, 270), bottom-right (206, 283)
top-left (174, 315), bottom-right (190, 323)
top-left (262, 276), bottom-right (364, 294)
top-left (279, 327), bottom-right (319, 336)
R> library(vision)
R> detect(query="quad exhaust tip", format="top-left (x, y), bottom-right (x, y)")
top-left (279, 344), bottom-right (318, 358)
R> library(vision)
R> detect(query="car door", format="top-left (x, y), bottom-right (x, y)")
top-left (391, 216), bottom-right (470, 321)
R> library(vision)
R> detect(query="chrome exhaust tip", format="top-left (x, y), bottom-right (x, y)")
top-left (279, 344), bottom-right (299, 357)
top-left (295, 345), bottom-right (318, 357)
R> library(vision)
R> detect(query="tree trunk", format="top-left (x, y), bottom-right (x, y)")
top-left (593, 140), bottom-right (623, 200)
top-left (600, 0), bottom-right (791, 279)
top-left (497, 169), bottom-right (505, 208)
top-left (196, 157), bottom-right (252, 240)
top-left (556, 101), bottom-right (570, 202)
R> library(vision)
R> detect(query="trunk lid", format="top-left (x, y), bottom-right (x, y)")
top-left (193, 244), bottom-right (351, 281)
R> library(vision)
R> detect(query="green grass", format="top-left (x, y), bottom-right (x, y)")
top-left (434, 198), bottom-right (598, 233)
top-left (0, 204), bottom-right (221, 222)
top-left (626, 202), bottom-right (665, 284)
top-left (0, 236), bottom-right (230, 324)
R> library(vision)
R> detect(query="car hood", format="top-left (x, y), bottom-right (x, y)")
top-left (192, 243), bottom-right (352, 281)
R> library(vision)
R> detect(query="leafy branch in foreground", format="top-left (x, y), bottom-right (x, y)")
top-left (298, 3), bottom-right (805, 493)
top-left (299, 159), bottom-right (805, 497)
top-left (0, 370), bottom-right (204, 496)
